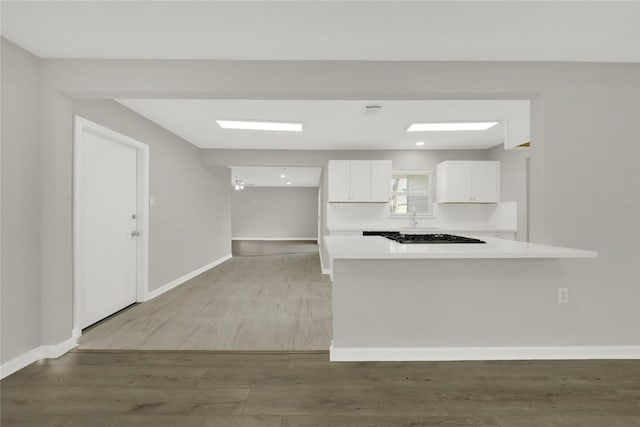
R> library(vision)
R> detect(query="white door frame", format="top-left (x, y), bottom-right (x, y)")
top-left (72, 116), bottom-right (150, 336)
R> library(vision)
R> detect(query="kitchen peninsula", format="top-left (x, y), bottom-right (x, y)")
top-left (325, 235), bottom-right (598, 361)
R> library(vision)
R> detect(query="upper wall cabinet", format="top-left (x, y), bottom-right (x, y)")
top-left (328, 160), bottom-right (392, 203)
top-left (504, 114), bottom-right (531, 149)
top-left (436, 161), bottom-right (500, 204)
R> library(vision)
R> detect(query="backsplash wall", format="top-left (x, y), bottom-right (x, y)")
top-left (326, 202), bottom-right (517, 232)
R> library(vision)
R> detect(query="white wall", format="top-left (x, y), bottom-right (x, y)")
top-left (7, 53), bottom-right (639, 354)
top-left (202, 149), bottom-right (488, 169)
top-left (232, 187), bottom-right (318, 239)
top-left (1, 39), bottom-right (42, 363)
top-left (72, 100), bottom-right (232, 292)
top-left (487, 144), bottom-right (530, 241)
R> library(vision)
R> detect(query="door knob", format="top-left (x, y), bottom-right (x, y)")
top-left (131, 231), bottom-right (140, 237)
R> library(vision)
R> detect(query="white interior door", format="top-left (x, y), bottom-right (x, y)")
top-left (77, 127), bottom-right (138, 328)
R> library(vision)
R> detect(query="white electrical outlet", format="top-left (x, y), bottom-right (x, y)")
top-left (558, 287), bottom-right (569, 304)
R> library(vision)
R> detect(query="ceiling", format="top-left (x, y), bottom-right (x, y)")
top-left (1, 1), bottom-right (638, 62)
top-left (116, 99), bottom-right (528, 150)
top-left (231, 166), bottom-right (321, 187)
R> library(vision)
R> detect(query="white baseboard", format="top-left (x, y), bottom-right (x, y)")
top-left (1, 335), bottom-right (78, 380)
top-left (232, 237), bottom-right (318, 241)
top-left (42, 336), bottom-right (79, 359)
top-left (0, 346), bottom-right (45, 380)
top-left (144, 253), bottom-right (232, 301)
top-left (330, 342), bottom-right (640, 362)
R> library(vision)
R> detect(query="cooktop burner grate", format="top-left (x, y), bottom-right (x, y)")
top-left (381, 233), bottom-right (486, 244)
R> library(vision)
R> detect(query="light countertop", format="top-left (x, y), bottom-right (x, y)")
top-left (328, 226), bottom-right (517, 233)
top-left (324, 235), bottom-right (598, 260)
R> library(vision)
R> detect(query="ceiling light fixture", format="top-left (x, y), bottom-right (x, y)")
top-left (286, 181), bottom-right (292, 185)
top-left (415, 141), bottom-right (425, 146)
top-left (232, 179), bottom-right (246, 191)
top-left (407, 122), bottom-right (498, 132)
top-left (217, 120), bottom-right (303, 132)
top-left (280, 174), bottom-right (287, 178)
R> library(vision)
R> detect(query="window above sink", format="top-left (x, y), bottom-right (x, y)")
top-left (390, 171), bottom-right (433, 216)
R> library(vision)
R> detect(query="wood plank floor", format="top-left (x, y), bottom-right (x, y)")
top-left (2, 350), bottom-right (639, 426)
top-left (78, 247), bottom-right (331, 350)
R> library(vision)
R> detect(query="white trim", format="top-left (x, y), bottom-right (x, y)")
top-left (42, 336), bottom-right (79, 359)
top-left (0, 347), bottom-right (44, 380)
top-left (319, 248), bottom-right (331, 276)
top-left (0, 336), bottom-right (78, 380)
top-left (144, 254), bottom-right (232, 301)
top-left (329, 343), bottom-right (640, 362)
top-left (73, 116), bottom-right (150, 334)
top-left (319, 235), bottom-right (331, 276)
top-left (231, 237), bottom-right (318, 241)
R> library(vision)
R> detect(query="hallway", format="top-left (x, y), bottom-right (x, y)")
top-left (78, 247), bottom-right (331, 351)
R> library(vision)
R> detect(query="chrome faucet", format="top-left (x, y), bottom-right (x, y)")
top-left (411, 206), bottom-right (418, 228)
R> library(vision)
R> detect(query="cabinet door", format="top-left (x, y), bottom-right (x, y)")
top-left (437, 161), bottom-right (471, 203)
top-left (349, 161), bottom-right (372, 201)
top-left (328, 161), bottom-right (351, 202)
top-left (370, 160), bottom-right (392, 202)
top-left (470, 162), bottom-right (500, 203)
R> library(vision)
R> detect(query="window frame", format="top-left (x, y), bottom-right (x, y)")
top-left (389, 170), bottom-right (434, 217)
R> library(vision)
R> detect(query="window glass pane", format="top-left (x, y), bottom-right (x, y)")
top-left (390, 172), bottom-right (433, 215)
top-left (391, 176), bottom-right (408, 193)
top-left (407, 195), bottom-right (431, 214)
top-left (391, 195), bottom-right (431, 215)
top-left (391, 194), bottom-right (408, 214)
top-left (407, 175), bottom-right (430, 192)
top-left (391, 174), bottom-right (430, 193)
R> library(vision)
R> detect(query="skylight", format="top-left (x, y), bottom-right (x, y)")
top-left (407, 122), bottom-right (498, 132)
top-left (216, 120), bottom-right (303, 132)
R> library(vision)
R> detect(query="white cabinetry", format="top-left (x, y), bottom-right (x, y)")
top-left (349, 161), bottom-right (372, 201)
top-left (436, 161), bottom-right (500, 204)
top-left (370, 161), bottom-right (393, 202)
top-left (328, 160), bottom-right (391, 203)
top-left (327, 161), bottom-right (350, 201)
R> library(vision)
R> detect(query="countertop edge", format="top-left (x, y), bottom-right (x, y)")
top-left (327, 228), bottom-right (518, 233)
top-left (329, 252), bottom-right (598, 260)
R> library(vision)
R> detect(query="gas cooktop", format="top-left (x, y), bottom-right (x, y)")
top-left (363, 231), bottom-right (485, 244)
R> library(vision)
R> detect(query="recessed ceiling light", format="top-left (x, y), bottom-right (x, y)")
top-left (407, 122), bottom-right (498, 132)
top-left (216, 120), bottom-right (303, 132)
top-left (286, 181), bottom-right (292, 185)
top-left (280, 174), bottom-right (286, 178)
top-left (415, 141), bottom-right (425, 146)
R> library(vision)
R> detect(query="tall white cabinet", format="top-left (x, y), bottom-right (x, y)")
top-left (328, 160), bottom-right (392, 203)
top-left (436, 161), bottom-right (500, 203)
